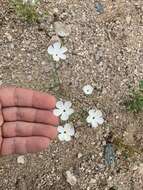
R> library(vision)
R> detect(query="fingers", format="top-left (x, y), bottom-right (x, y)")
top-left (0, 103), bottom-right (4, 153)
top-left (1, 137), bottom-right (50, 155)
top-left (3, 107), bottom-right (59, 126)
top-left (2, 122), bottom-right (57, 140)
top-left (0, 87), bottom-right (56, 109)
top-left (0, 103), bottom-right (4, 127)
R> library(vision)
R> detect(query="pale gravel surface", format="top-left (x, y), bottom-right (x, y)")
top-left (0, 0), bottom-right (143, 189)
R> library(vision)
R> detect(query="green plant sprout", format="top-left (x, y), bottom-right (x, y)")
top-left (125, 80), bottom-right (143, 112)
top-left (10, 0), bottom-right (40, 22)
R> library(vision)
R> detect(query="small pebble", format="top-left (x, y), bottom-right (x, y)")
top-left (108, 176), bottom-right (112, 181)
top-left (77, 153), bottom-right (83, 158)
top-left (95, 2), bottom-right (104, 14)
top-left (5, 32), bottom-right (12, 42)
top-left (66, 171), bottom-right (77, 186)
top-left (17, 156), bottom-right (25, 164)
top-left (126, 15), bottom-right (131, 24)
top-left (90, 178), bottom-right (96, 184)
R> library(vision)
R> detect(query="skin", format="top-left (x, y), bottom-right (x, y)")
top-left (0, 87), bottom-right (59, 155)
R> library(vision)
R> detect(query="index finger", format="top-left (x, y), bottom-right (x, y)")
top-left (0, 87), bottom-right (56, 109)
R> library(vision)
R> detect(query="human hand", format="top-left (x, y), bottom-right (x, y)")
top-left (0, 87), bottom-right (59, 155)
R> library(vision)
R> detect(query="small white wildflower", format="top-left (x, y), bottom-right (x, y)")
top-left (47, 42), bottom-right (67, 61)
top-left (86, 109), bottom-right (104, 128)
top-left (82, 85), bottom-right (94, 95)
top-left (53, 101), bottom-right (74, 121)
top-left (57, 123), bottom-right (75, 141)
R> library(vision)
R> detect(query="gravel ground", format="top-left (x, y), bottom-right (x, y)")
top-left (0, 0), bottom-right (143, 189)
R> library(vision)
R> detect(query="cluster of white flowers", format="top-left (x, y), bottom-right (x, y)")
top-left (47, 21), bottom-right (69, 62)
top-left (53, 101), bottom-right (75, 141)
top-left (48, 21), bottom-right (104, 142)
top-left (53, 99), bottom-right (104, 142)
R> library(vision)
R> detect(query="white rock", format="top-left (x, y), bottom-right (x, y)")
top-left (17, 156), bottom-right (25, 164)
top-left (138, 163), bottom-right (143, 175)
top-left (77, 153), bottom-right (83, 158)
top-left (5, 32), bottom-right (12, 42)
top-left (66, 171), bottom-right (77, 186)
top-left (53, 8), bottom-right (59, 13)
top-left (108, 176), bottom-right (112, 181)
top-left (126, 15), bottom-right (131, 24)
top-left (90, 178), bottom-right (96, 184)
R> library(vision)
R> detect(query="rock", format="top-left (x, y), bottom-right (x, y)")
top-left (10, 43), bottom-right (14, 49)
top-left (54, 22), bottom-right (71, 37)
top-left (53, 8), bottom-right (59, 14)
top-left (66, 171), bottom-right (77, 186)
top-left (108, 176), bottom-right (112, 181)
top-left (90, 178), bottom-right (96, 184)
top-left (138, 163), bottom-right (143, 175)
top-left (126, 15), bottom-right (131, 24)
top-left (5, 32), bottom-right (12, 42)
top-left (77, 153), bottom-right (83, 158)
top-left (95, 2), bottom-right (104, 14)
top-left (74, 131), bottom-right (80, 139)
top-left (16, 177), bottom-right (27, 190)
top-left (17, 156), bottom-right (25, 164)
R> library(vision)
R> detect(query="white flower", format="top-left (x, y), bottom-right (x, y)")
top-left (86, 109), bottom-right (104, 128)
top-left (47, 42), bottom-right (67, 61)
top-left (57, 123), bottom-right (75, 141)
top-left (82, 85), bottom-right (94, 95)
top-left (53, 101), bottom-right (74, 121)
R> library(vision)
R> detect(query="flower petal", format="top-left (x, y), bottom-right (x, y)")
top-left (64, 134), bottom-right (71, 141)
top-left (96, 117), bottom-right (104, 124)
top-left (64, 101), bottom-right (72, 108)
top-left (91, 121), bottom-right (98, 128)
top-left (86, 115), bottom-right (92, 123)
top-left (53, 54), bottom-right (60, 61)
top-left (53, 42), bottom-right (61, 50)
top-left (53, 109), bottom-right (63, 116)
top-left (61, 112), bottom-right (69, 121)
top-left (88, 109), bottom-right (96, 115)
top-left (57, 126), bottom-right (64, 133)
top-left (68, 127), bottom-right (75, 136)
top-left (60, 47), bottom-right (68, 53)
top-left (58, 53), bottom-right (66, 60)
top-left (67, 108), bottom-right (74, 115)
top-left (47, 45), bottom-right (55, 55)
top-left (56, 101), bottom-right (64, 109)
top-left (95, 110), bottom-right (102, 117)
top-left (64, 124), bottom-right (75, 136)
top-left (58, 133), bottom-right (65, 141)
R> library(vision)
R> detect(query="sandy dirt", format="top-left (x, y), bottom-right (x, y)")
top-left (0, 0), bottom-right (143, 189)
